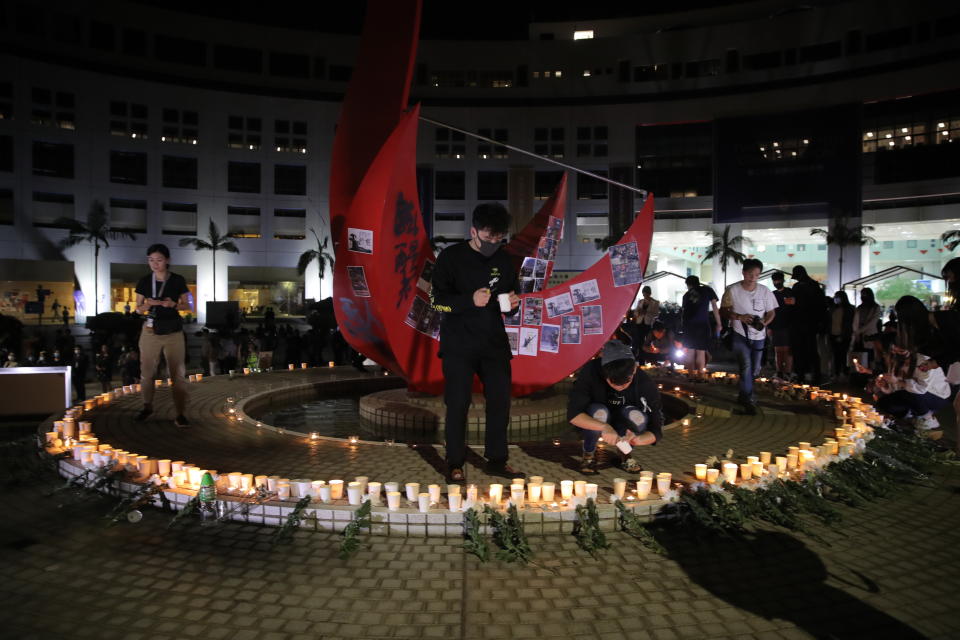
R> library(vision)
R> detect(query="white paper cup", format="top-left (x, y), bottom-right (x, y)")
top-left (418, 493), bottom-right (431, 513)
top-left (405, 482), bottom-right (420, 503)
top-left (256, 475), bottom-right (269, 488)
top-left (541, 482), bottom-right (556, 502)
top-left (510, 486), bottom-right (524, 508)
top-left (355, 476), bottom-right (369, 492)
top-left (310, 480), bottom-right (325, 498)
top-left (347, 482), bottom-right (363, 506)
top-left (428, 484), bottom-right (441, 505)
top-left (636, 477), bottom-right (652, 500)
top-left (528, 483), bottom-right (542, 503)
top-left (739, 463), bottom-right (752, 481)
top-left (694, 464), bottom-right (707, 481)
top-left (294, 479), bottom-right (312, 498)
top-left (639, 470), bottom-right (654, 480)
top-left (751, 462), bottom-right (764, 478)
top-left (498, 293), bottom-right (511, 312)
top-left (329, 479), bottom-right (344, 500)
top-left (446, 484), bottom-right (461, 497)
top-left (267, 475), bottom-right (281, 491)
top-left (228, 472), bottom-right (243, 490)
top-left (367, 482), bottom-right (382, 505)
top-left (386, 491), bottom-right (401, 511)
top-left (488, 483), bottom-right (503, 503)
top-left (760, 451), bottom-right (772, 465)
top-left (656, 476), bottom-right (671, 495)
top-left (528, 475), bottom-right (544, 485)
top-left (706, 468), bottom-right (720, 483)
top-left (612, 478), bottom-right (627, 499)
top-left (574, 480), bottom-right (587, 497)
top-left (585, 483), bottom-right (599, 500)
top-left (448, 494), bottom-right (463, 511)
top-left (560, 480), bottom-right (573, 499)
top-left (723, 463), bottom-right (739, 484)
top-left (157, 460), bottom-right (172, 476)
top-left (384, 481), bottom-right (400, 494)
top-left (318, 485), bottom-right (332, 503)
top-left (277, 482), bottom-right (291, 500)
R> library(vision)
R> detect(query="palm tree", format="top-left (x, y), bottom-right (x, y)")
top-left (55, 200), bottom-right (136, 316)
top-left (809, 217), bottom-right (876, 287)
top-left (179, 220), bottom-right (239, 301)
top-left (701, 225), bottom-right (752, 289)
top-left (296, 228), bottom-right (336, 298)
top-left (941, 229), bottom-right (960, 251)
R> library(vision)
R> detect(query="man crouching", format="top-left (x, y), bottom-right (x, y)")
top-left (567, 340), bottom-right (664, 475)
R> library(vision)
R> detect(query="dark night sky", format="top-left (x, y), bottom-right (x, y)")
top-left (129, 0), bottom-right (770, 40)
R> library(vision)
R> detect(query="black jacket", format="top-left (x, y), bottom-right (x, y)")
top-left (567, 359), bottom-right (664, 443)
top-left (430, 241), bottom-right (518, 358)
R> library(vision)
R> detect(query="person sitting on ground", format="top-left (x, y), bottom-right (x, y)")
top-left (567, 340), bottom-right (664, 475)
top-left (641, 321), bottom-right (679, 367)
top-left (872, 344), bottom-right (950, 431)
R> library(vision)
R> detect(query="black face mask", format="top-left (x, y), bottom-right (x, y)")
top-left (476, 238), bottom-right (501, 257)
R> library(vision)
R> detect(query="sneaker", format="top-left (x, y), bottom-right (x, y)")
top-left (174, 414), bottom-right (190, 428)
top-left (579, 451), bottom-right (598, 475)
top-left (135, 406), bottom-right (153, 422)
top-left (484, 461), bottom-right (525, 480)
top-left (914, 413), bottom-right (940, 431)
top-left (621, 456), bottom-right (642, 474)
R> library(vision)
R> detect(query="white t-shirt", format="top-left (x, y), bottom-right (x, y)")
top-left (721, 282), bottom-right (779, 340)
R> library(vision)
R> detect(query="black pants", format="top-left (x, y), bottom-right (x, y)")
top-left (791, 330), bottom-right (820, 383)
top-left (830, 336), bottom-right (851, 377)
top-left (442, 353), bottom-right (511, 468)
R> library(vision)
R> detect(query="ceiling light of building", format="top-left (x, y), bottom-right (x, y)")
top-left (573, 30), bottom-right (594, 40)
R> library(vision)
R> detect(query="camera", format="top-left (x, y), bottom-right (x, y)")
top-left (748, 315), bottom-right (765, 332)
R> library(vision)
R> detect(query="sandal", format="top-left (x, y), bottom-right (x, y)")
top-left (447, 467), bottom-right (465, 483)
top-left (621, 457), bottom-right (642, 474)
top-left (579, 452), bottom-right (599, 475)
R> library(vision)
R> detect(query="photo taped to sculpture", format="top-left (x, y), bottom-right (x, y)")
top-left (546, 216), bottom-right (564, 241)
top-left (544, 291), bottom-right (574, 318)
top-left (505, 327), bottom-right (519, 355)
top-left (347, 228), bottom-right (374, 254)
top-left (609, 241), bottom-right (643, 287)
top-left (519, 257), bottom-right (536, 279)
top-left (503, 308), bottom-right (520, 326)
top-left (534, 259), bottom-right (548, 279)
top-left (562, 315), bottom-right (582, 344)
top-left (540, 324), bottom-right (560, 353)
top-left (404, 295), bottom-right (428, 329)
top-left (519, 278), bottom-right (535, 294)
top-left (523, 298), bottom-right (543, 326)
top-left (582, 305), bottom-right (603, 335)
top-left (533, 278), bottom-right (545, 293)
top-left (519, 327), bottom-right (539, 356)
top-left (417, 260), bottom-right (434, 293)
top-left (570, 279), bottom-right (600, 305)
top-left (347, 266), bottom-right (371, 297)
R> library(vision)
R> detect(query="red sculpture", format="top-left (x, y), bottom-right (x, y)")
top-left (330, 0), bottom-right (655, 396)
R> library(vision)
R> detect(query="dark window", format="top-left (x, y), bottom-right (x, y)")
top-left (329, 65), bottom-right (353, 82)
top-left (90, 21), bottom-right (115, 51)
top-left (161, 201), bottom-right (196, 212)
top-left (110, 101), bottom-right (127, 117)
top-left (684, 59), bottom-right (720, 78)
top-left (274, 208), bottom-right (306, 217)
top-left (228, 206), bottom-right (260, 216)
top-left (535, 171), bottom-right (564, 199)
top-left (163, 108), bottom-right (178, 123)
top-left (577, 127), bottom-right (590, 140)
top-left (313, 57), bottom-right (326, 79)
top-left (594, 126), bottom-right (608, 139)
top-left (633, 64), bottom-right (670, 82)
top-left (32, 141), bottom-right (74, 178)
top-left (742, 50), bottom-right (781, 70)
top-left (477, 171), bottom-right (507, 200)
top-left (32, 88), bottom-right (51, 104)
top-left (0, 136), bottom-right (12, 172)
top-left (799, 41), bottom-right (842, 63)
top-left (32, 192), bottom-right (74, 228)
top-left (846, 29), bottom-right (863, 55)
top-left (228, 161), bottom-right (261, 193)
top-left (865, 27), bottom-right (912, 52)
top-left (122, 28), bottom-right (147, 56)
top-left (214, 44), bottom-right (262, 73)
top-left (15, 3), bottom-right (45, 36)
top-left (274, 164), bottom-right (306, 195)
top-left (435, 212), bottom-right (464, 221)
top-left (534, 128), bottom-right (548, 142)
top-left (155, 35), bottom-right (207, 66)
top-left (109, 150), bottom-right (147, 185)
top-left (725, 49), bottom-right (740, 73)
top-left (577, 171), bottom-right (608, 200)
top-left (577, 143), bottom-right (591, 157)
top-left (935, 13), bottom-right (960, 38)
top-left (162, 155), bottom-right (198, 189)
top-left (52, 14), bottom-right (81, 45)
top-left (435, 171), bottom-right (465, 200)
top-left (0, 189), bottom-right (13, 225)
top-left (228, 115), bottom-right (244, 130)
top-left (269, 52), bottom-right (310, 78)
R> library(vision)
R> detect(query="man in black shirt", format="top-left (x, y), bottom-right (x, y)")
top-left (789, 265), bottom-right (825, 384)
top-left (568, 341), bottom-right (664, 475)
top-left (430, 203), bottom-right (521, 482)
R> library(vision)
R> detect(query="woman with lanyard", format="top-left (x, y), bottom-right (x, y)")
top-left (134, 244), bottom-right (191, 427)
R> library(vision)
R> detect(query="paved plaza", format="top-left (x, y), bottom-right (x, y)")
top-left (1, 367), bottom-right (958, 639)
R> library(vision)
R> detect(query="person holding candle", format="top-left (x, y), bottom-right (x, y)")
top-left (134, 243), bottom-right (192, 428)
top-left (721, 259), bottom-right (778, 415)
top-left (430, 203), bottom-right (522, 482)
top-left (567, 340), bottom-right (664, 475)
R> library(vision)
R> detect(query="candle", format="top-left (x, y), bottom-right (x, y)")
top-left (466, 484), bottom-right (478, 502)
top-left (386, 491), bottom-right (401, 510)
top-left (288, 363), bottom-right (295, 370)
top-left (656, 473), bottom-right (671, 495)
top-left (528, 483), bottom-right (542, 503)
top-left (277, 482), bottom-right (291, 500)
top-left (636, 477), bottom-right (652, 500)
top-left (428, 484), bottom-right (441, 505)
top-left (489, 483), bottom-right (503, 504)
top-left (585, 483), bottom-right (599, 500)
top-left (612, 478), bottom-right (627, 499)
top-left (228, 472), bottom-right (243, 491)
top-left (368, 482), bottom-right (382, 505)
top-left (405, 482), bottom-right (420, 503)
top-left (318, 485), bottom-right (332, 503)
top-left (347, 482), bottom-right (363, 505)
top-left (541, 482), bottom-right (556, 502)
top-left (511, 477), bottom-right (525, 488)
top-left (760, 452), bottom-right (771, 465)
top-left (510, 484), bottom-right (525, 508)
top-left (723, 463), bottom-right (738, 484)
top-left (694, 464), bottom-right (707, 481)
top-left (776, 456), bottom-right (788, 474)
top-left (355, 476), bottom-right (369, 492)
top-left (418, 493), bottom-right (431, 513)
top-left (329, 479), bottom-right (344, 500)
top-left (560, 480), bottom-right (573, 500)
top-left (447, 484), bottom-right (461, 497)
top-left (751, 461), bottom-right (764, 478)
top-left (574, 480), bottom-right (587, 497)
top-left (310, 480), bottom-right (325, 498)
top-left (266, 475), bottom-right (281, 491)
top-left (384, 481), bottom-right (400, 494)
top-left (746, 456), bottom-right (759, 466)
top-left (706, 468), bottom-right (720, 483)
top-left (328, 361), bottom-right (335, 367)
top-left (529, 476), bottom-right (544, 485)
top-left (786, 453), bottom-right (798, 470)
top-left (448, 493), bottom-right (463, 511)
top-left (798, 442), bottom-right (811, 450)
top-left (301, 362), bottom-right (308, 369)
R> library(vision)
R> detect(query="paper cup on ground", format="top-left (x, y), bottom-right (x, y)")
top-left (318, 485), bottom-right (332, 503)
top-left (355, 476), bottom-right (369, 492)
top-left (694, 464), bottom-right (707, 481)
top-left (751, 462), bottom-right (764, 478)
top-left (386, 491), bottom-right (401, 511)
top-left (612, 478), bottom-right (627, 499)
top-left (760, 452), bottom-right (772, 465)
top-left (267, 476), bottom-right (281, 491)
top-left (449, 493), bottom-right (463, 511)
top-left (294, 479), bottom-right (313, 498)
top-left (541, 482), bottom-right (556, 502)
top-left (384, 481), bottom-right (400, 494)
top-left (227, 472), bottom-right (243, 491)
top-left (723, 463), bottom-right (739, 484)
top-left (367, 482), bottom-right (382, 505)
top-left (310, 480), bottom-right (325, 498)
top-left (277, 482), bottom-right (291, 500)
top-left (528, 476), bottom-right (544, 485)
top-left (157, 460), bottom-right (172, 476)
top-left (585, 483), bottom-right (599, 500)
top-left (656, 474), bottom-right (671, 495)
top-left (447, 484), bottom-right (461, 497)
top-left (510, 485), bottom-right (524, 508)
top-left (329, 479), bottom-right (344, 500)
top-left (256, 475), bottom-right (269, 488)
top-left (739, 463), bottom-right (753, 481)
top-left (418, 493), bottom-right (431, 513)
top-left (560, 480), bottom-right (573, 499)
top-left (405, 482), bottom-right (420, 503)
top-left (347, 482), bottom-right (363, 505)
top-left (636, 478), bottom-right (652, 500)
top-left (528, 483), bottom-right (542, 503)
top-left (489, 483), bottom-right (503, 504)
top-left (512, 477), bottom-right (525, 487)
top-left (428, 484), bottom-right (441, 505)
top-left (574, 480), bottom-right (587, 497)
top-left (640, 470), bottom-right (654, 480)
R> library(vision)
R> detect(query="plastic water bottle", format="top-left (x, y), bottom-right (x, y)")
top-left (198, 472), bottom-right (217, 525)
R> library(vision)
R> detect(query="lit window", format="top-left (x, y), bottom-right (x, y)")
top-left (582, 70), bottom-right (591, 77)
top-left (554, 70), bottom-right (562, 78)
top-left (573, 30), bottom-right (594, 40)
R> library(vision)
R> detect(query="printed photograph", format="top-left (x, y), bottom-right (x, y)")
top-left (404, 295), bottom-right (428, 328)
top-left (505, 327), bottom-right (519, 356)
top-left (608, 241), bottom-right (643, 287)
top-left (570, 279), bottom-right (601, 304)
top-left (544, 291), bottom-right (574, 317)
top-left (533, 278), bottom-right (545, 293)
top-left (519, 257), bottom-right (537, 279)
top-left (536, 237), bottom-right (555, 260)
top-left (519, 327), bottom-right (539, 356)
top-left (522, 298), bottom-right (543, 326)
top-left (417, 260), bottom-right (435, 293)
top-left (426, 307), bottom-right (442, 339)
top-left (347, 266), bottom-right (371, 297)
top-left (416, 303), bottom-right (436, 334)
top-left (534, 258), bottom-right (547, 279)
top-left (561, 315), bottom-right (582, 344)
top-left (347, 228), bottom-right (374, 254)
top-left (503, 308), bottom-right (521, 326)
top-left (546, 216), bottom-right (564, 240)
top-left (540, 324), bottom-right (560, 353)
top-left (518, 278), bottom-right (536, 294)
top-left (582, 304), bottom-right (603, 335)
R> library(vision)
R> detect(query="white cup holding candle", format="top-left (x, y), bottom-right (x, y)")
top-left (574, 480), bottom-right (587, 497)
top-left (466, 485), bottom-right (478, 502)
top-left (368, 482), bottom-right (382, 505)
top-left (787, 453), bottom-right (798, 469)
top-left (405, 482), bottom-right (420, 503)
top-left (355, 476), bottom-right (369, 493)
top-left (347, 482), bottom-right (363, 505)
top-left (329, 479), bottom-right (344, 500)
top-left (528, 483), bottom-right (542, 503)
top-left (767, 463), bottom-right (779, 477)
top-left (723, 463), bottom-right (738, 484)
top-left (585, 483), bottom-right (599, 500)
top-left (640, 470), bottom-right (654, 480)
top-left (739, 463), bottom-right (753, 481)
top-left (636, 477), bottom-right (652, 500)
top-left (529, 476), bottom-right (544, 485)
top-left (447, 484), bottom-right (461, 498)
top-left (449, 493), bottom-right (463, 511)
top-left (489, 483), bottom-right (503, 504)
top-left (318, 485), bottom-right (332, 503)
top-left (541, 482), bottom-right (556, 502)
top-left (560, 480), bottom-right (573, 500)
top-left (798, 441), bottom-right (811, 451)
top-left (310, 480), bottom-right (325, 498)
top-left (747, 456), bottom-right (759, 466)
top-left (751, 462), bottom-right (764, 478)
top-left (228, 472), bottom-right (243, 491)
top-left (612, 478), bottom-right (627, 500)
top-left (277, 482), bottom-right (291, 500)
top-left (694, 464), bottom-right (707, 481)
top-left (760, 452), bottom-right (772, 465)
top-left (255, 475), bottom-right (268, 488)
top-left (418, 492), bottom-right (431, 513)
top-left (776, 456), bottom-right (788, 473)
top-left (386, 491), bottom-right (401, 510)
top-left (266, 475), bottom-right (281, 491)
top-left (384, 481), bottom-right (400, 494)
top-left (656, 473), bottom-right (671, 495)
top-left (510, 484), bottom-right (524, 508)
top-left (157, 459), bottom-right (172, 476)
top-left (428, 484), bottom-right (441, 505)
